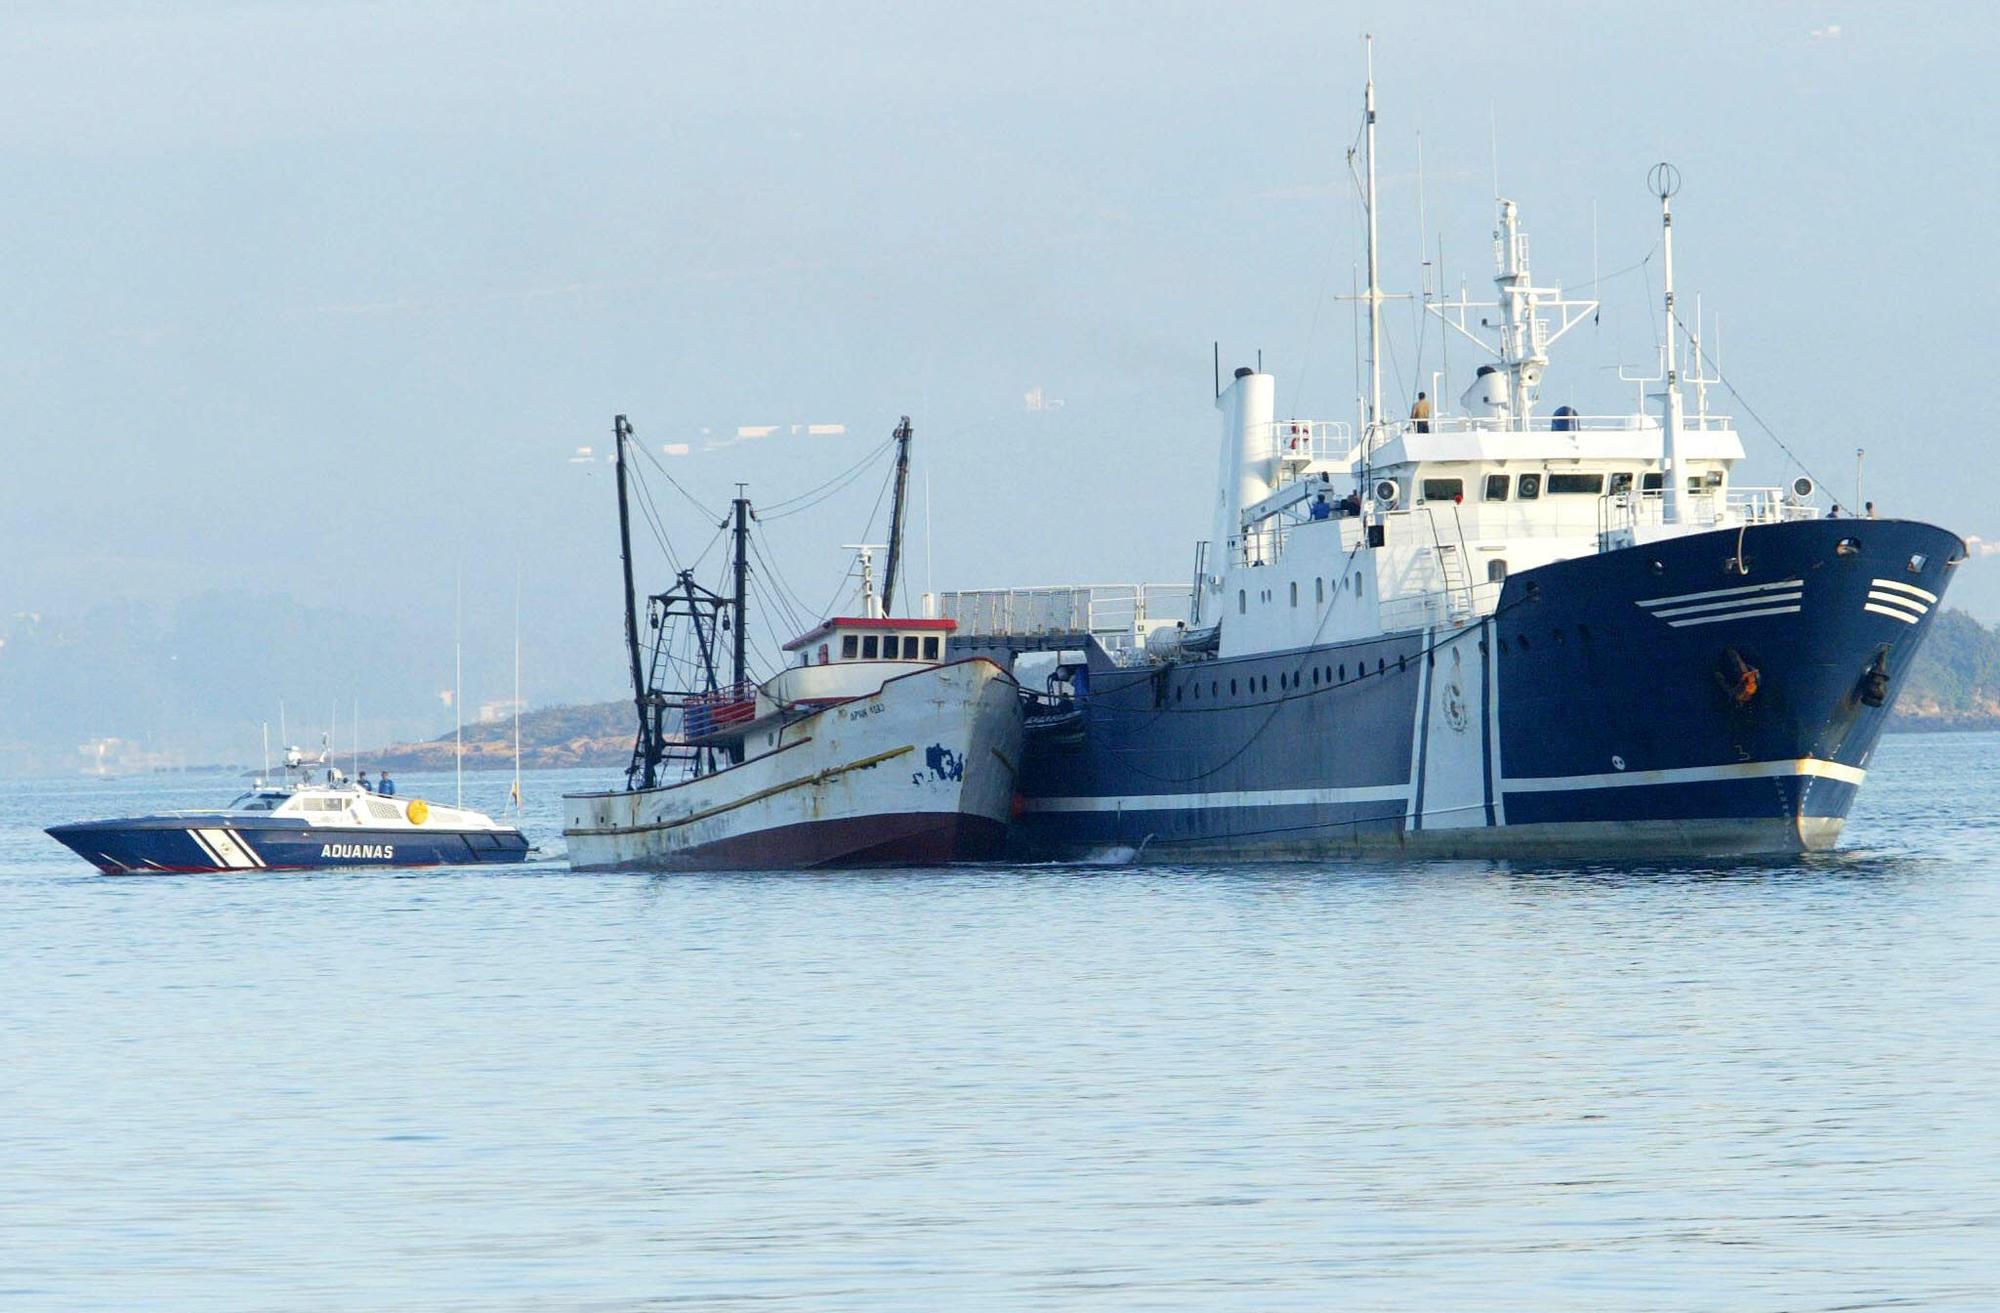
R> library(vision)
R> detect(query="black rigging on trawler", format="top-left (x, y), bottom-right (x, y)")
top-left (609, 413), bottom-right (918, 792)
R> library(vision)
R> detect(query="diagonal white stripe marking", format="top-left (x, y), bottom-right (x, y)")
top-left (1865, 590), bottom-right (1926, 615)
top-left (1653, 591), bottom-right (1802, 619)
top-left (1666, 605), bottom-right (1801, 628)
top-left (1636, 578), bottom-right (1804, 608)
top-left (186, 828), bottom-right (226, 867)
top-left (1863, 602), bottom-right (1920, 625)
top-left (1869, 578), bottom-right (1938, 604)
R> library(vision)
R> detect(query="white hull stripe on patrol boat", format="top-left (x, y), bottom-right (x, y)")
top-left (191, 827), bottom-right (264, 869)
top-left (1022, 784), bottom-right (1410, 813)
top-left (1635, 578), bottom-right (1805, 609)
top-left (1863, 602), bottom-right (1920, 625)
top-left (1870, 578), bottom-right (1938, 605)
top-left (1502, 758), bottom-right (1866, 794)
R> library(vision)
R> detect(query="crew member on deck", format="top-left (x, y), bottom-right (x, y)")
top-left (378, 772), bottom-right (396, 797)
top-left (358, 771), bottom-right (373, 793)
top-left (1310, 493), bottom-right (1333, 520)
top-left (1410, 391), bottom-right (1431, 433)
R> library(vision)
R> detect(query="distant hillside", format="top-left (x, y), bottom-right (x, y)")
top-left (374, 700), bottom-right (631, 771)
top-left (1891, 608), bottom-right (2000, 731)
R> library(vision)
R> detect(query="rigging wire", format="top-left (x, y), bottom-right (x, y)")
top-left (758, 434), bottom-right (898, 519)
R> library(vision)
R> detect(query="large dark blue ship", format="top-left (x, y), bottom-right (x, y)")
top-left (941, 53), bottom-right (1962, 860)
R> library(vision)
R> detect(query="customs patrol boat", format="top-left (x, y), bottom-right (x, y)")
top-left (46, 745), bottom-right (530, 874)
top-left (563, 417), bottom-right (1022, 870)
top-left (937, 51), bottom-right (1963, 860)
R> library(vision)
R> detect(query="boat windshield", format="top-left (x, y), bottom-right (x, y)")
top-left (227, 791), bottom-right (289, 811)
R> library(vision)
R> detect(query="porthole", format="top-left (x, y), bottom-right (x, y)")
top-left (1230, 679), bottom-right (1238, 696)
top-left (1339, 664), bottom-right (1347, 680)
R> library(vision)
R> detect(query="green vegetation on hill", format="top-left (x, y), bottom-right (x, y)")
top-left (377, 700), bottom-right (633, 770)
top-left (1893, 607), bottom-right (2000, 729)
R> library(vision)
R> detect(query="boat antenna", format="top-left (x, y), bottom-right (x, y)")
top-left (261, 721), bottom-right (270, 782)
top-left (512, 564), bottom-right (523, 814)
top-left (613, 414), bottom-right (656, 790)
top-left (1361, 34), bottom-right (1384, 521)
top-left (880, 416), bottom-right (914, 614)
top-left (454, 568), bottom-right (463, 809)
top-left (1652, 162), bottom-right (1686, 525)
top-left (730, 486), bottom-right (750, 691)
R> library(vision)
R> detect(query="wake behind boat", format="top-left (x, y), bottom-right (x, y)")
top-left (46, 747), bottom-right (529, 874)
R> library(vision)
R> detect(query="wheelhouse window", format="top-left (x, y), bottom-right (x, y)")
top-left (923, 636), bottom-right (940, 660)
top-left (1609, 472), bottom-right (1635, 495)
top-left (862, 635), bottom-right (879, 659)
top-left (1421, 477), bottom-right (1464, 503)
top-left (1488, 559), bottom-right (1508, 583)
top-left (1547, 473), bottom-right (1605, 495)
top-left (1641, 472), bottom-right (1663, 492)
top-left (841, 635), bottom-right (859, 659)
top-left (1484, 474), bottom-right (1510, 501)
top-left (1517, 473), bottom-right (1542, 500)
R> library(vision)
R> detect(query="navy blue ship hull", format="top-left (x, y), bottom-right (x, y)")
top-left (46, 815), bottom-right (531, 874)
top-left (1012, 518), bottom-right (1961, 860)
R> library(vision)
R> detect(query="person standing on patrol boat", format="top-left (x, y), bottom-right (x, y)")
top-left (378, 771), bottom-right (396, 797)
top-left (1410, 392), bottom-right (1431, 433)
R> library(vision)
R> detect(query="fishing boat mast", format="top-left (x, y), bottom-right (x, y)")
top-left (613, 414), bottom-right (658, 789)
top-left (730, 490), bottom-right (750, 690)
top-left (880, 416), bottom-right (914, 613)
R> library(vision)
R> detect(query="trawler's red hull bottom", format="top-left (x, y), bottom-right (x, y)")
top-left (606, 812), bottom-right (1008, 872)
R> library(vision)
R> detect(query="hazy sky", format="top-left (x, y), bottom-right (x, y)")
top-left (5, 0), bottom-right (1996, 734)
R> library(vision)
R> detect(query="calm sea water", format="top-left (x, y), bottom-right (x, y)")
top-left (3, 737), bottom-right (1998, 1312)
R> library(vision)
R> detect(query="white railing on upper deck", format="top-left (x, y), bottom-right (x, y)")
top-left (1600, 487), bottom-right (1821, 537)
top-left (934, 584), bottom-right (1194, 650)
top-left (1383, 413), bottom-right (1736, 439)
top-left (1266, 419), bottom-right (1355, 464)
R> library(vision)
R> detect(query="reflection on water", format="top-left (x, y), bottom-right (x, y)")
top-left (2, 737), bottom-right (1997, 1311)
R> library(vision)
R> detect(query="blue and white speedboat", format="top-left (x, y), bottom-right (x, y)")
top-left (46, 750), bottom-right (529, 874)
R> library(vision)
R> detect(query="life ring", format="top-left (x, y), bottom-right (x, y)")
top-left (406, 799), bottom-right (429, 826)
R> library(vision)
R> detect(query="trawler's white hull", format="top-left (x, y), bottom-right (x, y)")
top-left (563, 660), bottom-right (1022, 871)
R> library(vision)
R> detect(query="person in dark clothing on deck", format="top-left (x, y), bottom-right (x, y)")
top-left (1310, 493), bottom-right (1333, 520)
top-left (378, 772), bottom-right (396, 797)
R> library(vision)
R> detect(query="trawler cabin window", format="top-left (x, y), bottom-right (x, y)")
top-left (923, 636), bottom-right (940, 660)
top-left (1548, 473), bottom-right (1604, 495)
top-left (1609, 472), bottom-right (1635, 495)
top-left (841, 635), bottom-right (859, 659)
top-left (1484, 474), bottom-right (1509, 501)
top-left (862, 636), bottom-right (879, 659)
top-left (1517, 473), bottom-right (1542, 499)
top-left (1642, 472), bottom-right (1664, 492)
top-left (1421, 477), bottom-right (1464, 503)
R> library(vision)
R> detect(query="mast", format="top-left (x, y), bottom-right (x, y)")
top-left (730, 491), bottom-right (750, 690)
top-left (1653, 163), bottom-right (1686, 526)
top-left (1362, 35), bottom-right (1384, 495)
top-left (880, 416), bottom-right (914, 614)
top-left (454, 573), bottom-right (462, 809)
top-left (613, 414), bottom-right (655, 789)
